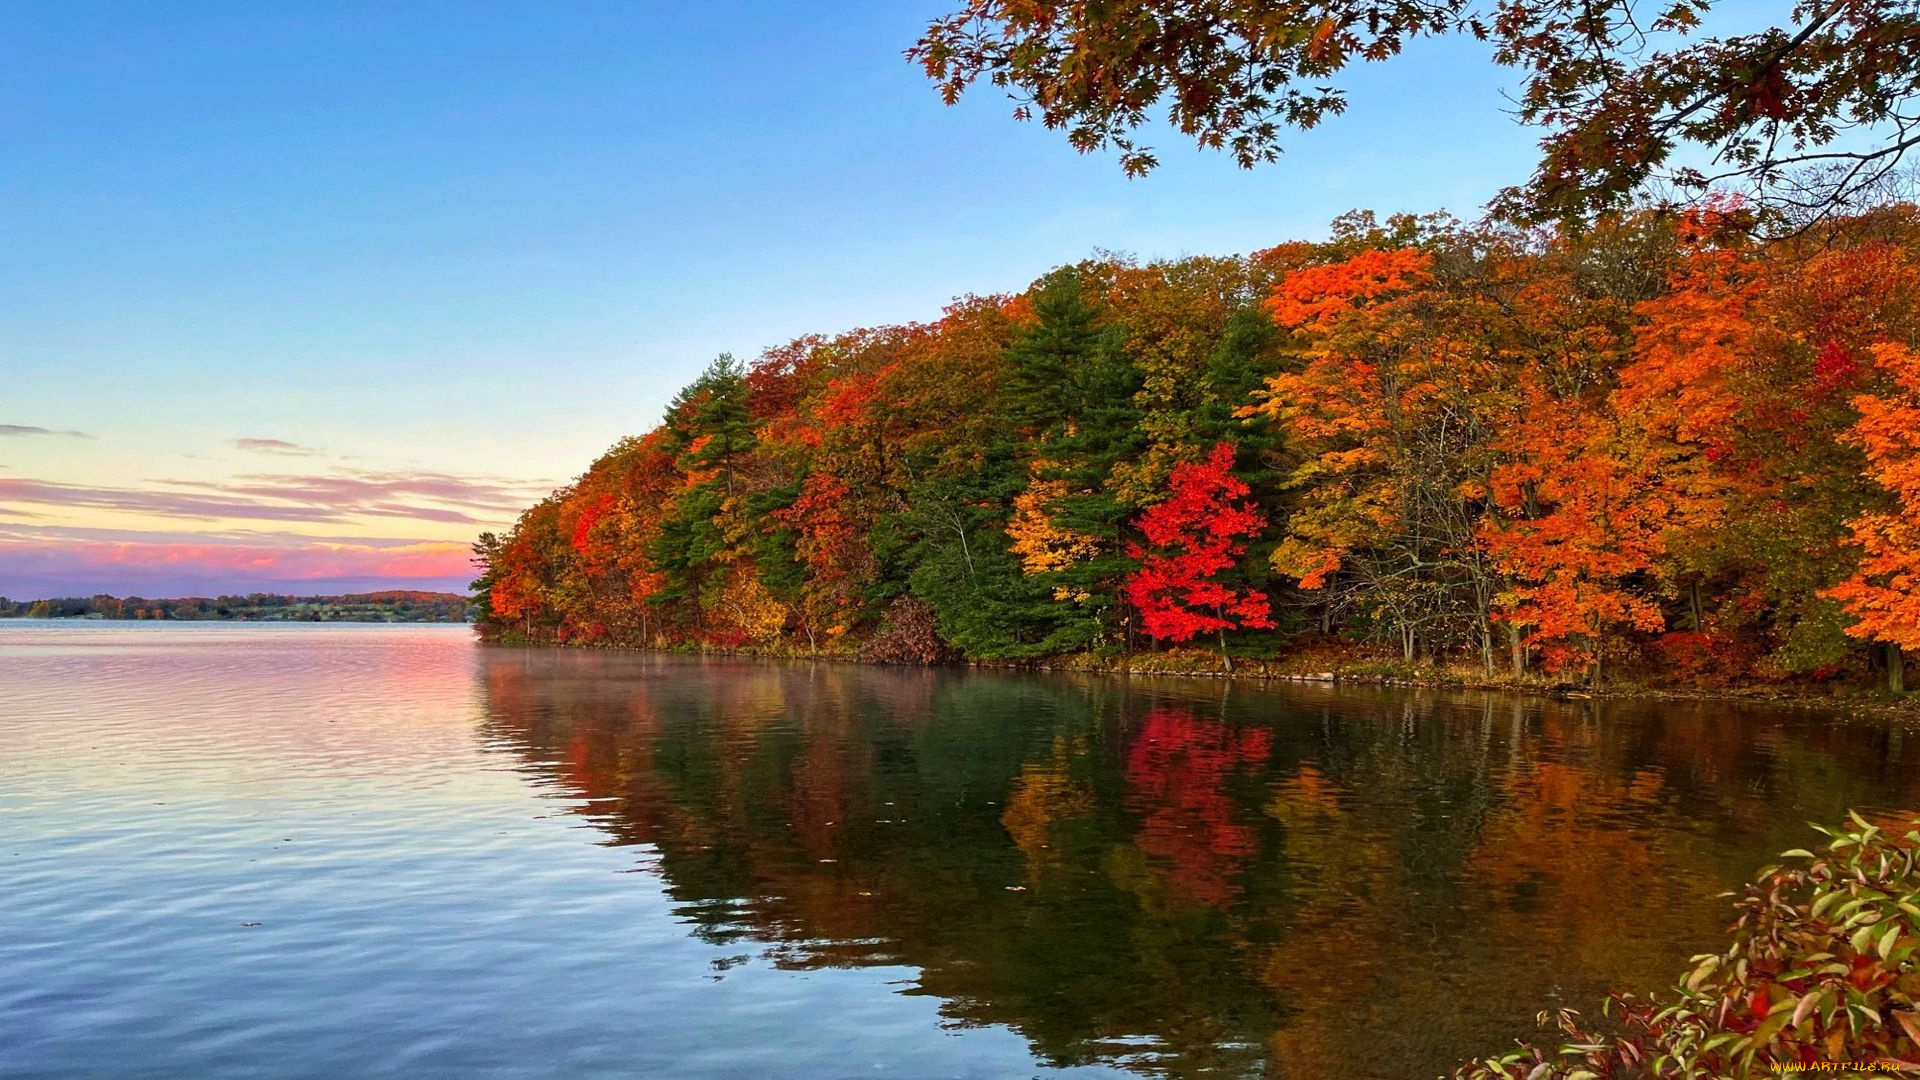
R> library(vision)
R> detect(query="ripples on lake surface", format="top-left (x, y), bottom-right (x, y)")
top-left (3, 621), bottom-right (1916, 1079)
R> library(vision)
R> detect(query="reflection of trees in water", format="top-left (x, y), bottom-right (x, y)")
top-left (1125, 707), bottom-right (1272, 909)
top-left (475, 651), bottom-right (1920, 1080)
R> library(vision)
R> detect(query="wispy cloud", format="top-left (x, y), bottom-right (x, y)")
top-left (0, 478), bottom-right (356, 523)
top-left (0, 523), bottom-right (464, 547)
top-left (231, 437), bottom-right (320, 456)
top-left (184, 469), bottom-right (543, 515)
top-left (0, 531), bottom-right (475, 597)
top-left (0, 424), bottom-right (91, 439)
top-left (0, 465), bottom-right (550, 595)
top-left (0, 468), bottom-right (552, 527)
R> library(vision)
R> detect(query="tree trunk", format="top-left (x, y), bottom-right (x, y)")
top-left (1893, 643), bottom-right (1908, 694)
top-left (1219, 628), bottom-right (1233, 673)
top-left (1509, 626), bottom-right (1526, 678)
top-left (1480, 620), bottom-right (1495, 678)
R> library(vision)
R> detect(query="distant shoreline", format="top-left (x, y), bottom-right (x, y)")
top-left (2, 590), bottom-right (470, 624)
top-left (1, 614), bottom-right (469, 624)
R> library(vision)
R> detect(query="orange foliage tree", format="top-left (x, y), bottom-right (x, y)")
top-left (1480, 386), bottom-right (1672, 680)
top-left (1825, 342), bottom-right (1920, 692)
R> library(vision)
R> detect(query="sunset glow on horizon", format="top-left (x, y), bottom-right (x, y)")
top-left (0, 409), bottom-right (572, 594)
top-left (0, 426), bottom-right (552, 595)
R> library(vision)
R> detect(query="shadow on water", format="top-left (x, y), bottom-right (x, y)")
top-left (475, 648), bottom-right (1920, 1079)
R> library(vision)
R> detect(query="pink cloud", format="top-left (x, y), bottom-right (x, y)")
top-left (0, 468), bottom-right (551, 527)
top-left (0, 424), bottom-right (91, 438)
top-left (0, 534), bottom-right (475, 598)
top-left (0, 478), bottom-right (365, 523)
top-left (231, 437), bottom-right (320, 456)
top-left (0, 463), bottom-right (555, 596)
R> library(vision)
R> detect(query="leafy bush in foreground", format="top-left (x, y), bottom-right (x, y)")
top-left (1455, 814), bottom-right (1920, 1078)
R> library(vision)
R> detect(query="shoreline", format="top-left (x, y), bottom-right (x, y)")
top-left (478, 635), bottom-right (1920, 719)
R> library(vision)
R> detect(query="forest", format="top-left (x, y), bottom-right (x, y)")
top-left (471, 204), bottom-right (1920, 694)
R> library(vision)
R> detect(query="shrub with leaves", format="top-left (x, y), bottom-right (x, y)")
top-left (856, 597), bottom-right (954, 666)
top-left (1454, 813), bottom-right (1920, 1079)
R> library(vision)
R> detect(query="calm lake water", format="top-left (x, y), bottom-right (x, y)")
top-left (4, 621), bottom-right (1917, 1079)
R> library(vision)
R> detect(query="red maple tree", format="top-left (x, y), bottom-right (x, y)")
top-left (1123, 441), bottom-right (1274, 663)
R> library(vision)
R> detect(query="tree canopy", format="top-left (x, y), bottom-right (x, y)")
top-left (909, 0), bottom-right (1920, 225)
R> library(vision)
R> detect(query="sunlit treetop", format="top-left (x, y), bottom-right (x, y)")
top-left (909, 0), bottom-right (1920, 227)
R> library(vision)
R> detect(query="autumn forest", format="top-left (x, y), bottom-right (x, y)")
top-left (471, 204), bottom-right (1920, 695)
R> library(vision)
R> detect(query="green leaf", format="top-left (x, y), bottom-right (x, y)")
top-left (1852, 922), bottom-right (1880, 953)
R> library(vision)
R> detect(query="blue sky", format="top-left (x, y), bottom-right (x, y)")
top-left (0, 1), bottom-right (1542, 597)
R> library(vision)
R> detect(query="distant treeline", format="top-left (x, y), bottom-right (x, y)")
top-left (3, 590), bottom-right (470, 623)
top-left (472, 206), bottom-right (1920, 693)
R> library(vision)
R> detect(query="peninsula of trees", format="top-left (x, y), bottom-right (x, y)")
top-left (471, 205), bottom-right (1920, 693)
top-left (5, 591), bottom-right (470, 623)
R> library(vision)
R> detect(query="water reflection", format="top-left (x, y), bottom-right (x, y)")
top-left (476, 649), bottom-right (1920, 1079)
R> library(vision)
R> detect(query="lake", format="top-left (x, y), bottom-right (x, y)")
top-left (4, 621), bottom-right (1915, 1079)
